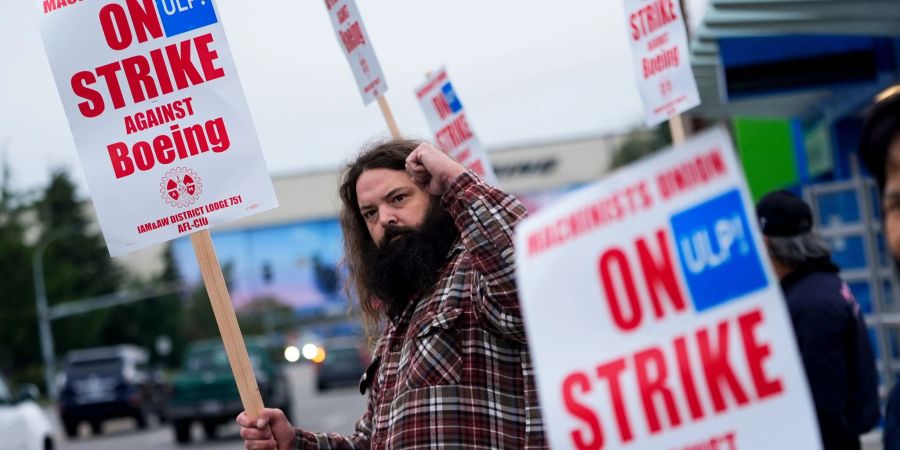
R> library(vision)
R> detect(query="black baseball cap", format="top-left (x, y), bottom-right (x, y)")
top-left (859, 92), bottom-right (900, 190)
top-left (756, 190), bottom-right (814, 237)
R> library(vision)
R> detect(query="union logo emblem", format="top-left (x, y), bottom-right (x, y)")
top-left (160, 167), bottom-right (202, 208)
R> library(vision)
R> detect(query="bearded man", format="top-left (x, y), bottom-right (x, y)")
top-left (237, 140), bottom-right (547, 449)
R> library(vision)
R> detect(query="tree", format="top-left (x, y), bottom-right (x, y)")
top-left (237, 297), bottom-right (296, 337)
top-left (179, 262), bottom-right (236, 343)
top-left (35, 170), bottom-right (122, 357)
top-left (100, 244), bottom-right (186, 366)
top-left (611, 124), bottom-right (672, 170)
top-left (0, 153), bottom-right (40, 380)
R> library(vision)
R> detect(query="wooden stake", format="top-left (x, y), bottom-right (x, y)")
top-left (668, 113), bottom-right (689, 145)
top-left (190, 229), bottom-right (265, 420)
top-left (377, 95), bottom-right (402, 139)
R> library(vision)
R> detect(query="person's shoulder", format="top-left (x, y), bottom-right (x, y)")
top-left (789, 271), bottom-right (856, 314)
top-left (787, 269), bottom-right (843, 293)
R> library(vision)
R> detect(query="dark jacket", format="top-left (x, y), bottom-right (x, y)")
top-left (885, 385), bottom-right (900, 450)
top-left (781, 257), bottom-right (880, 450)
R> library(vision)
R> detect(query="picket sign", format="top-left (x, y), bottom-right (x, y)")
top-left (415, 68), bottom-right (498, 185)
top-left (624, 0), bottom-right (700, 127)
top-left (38, 0), bottom-right (277, 420)
top-left (323, 0), bottom-right (400, 139)
top-left (515, 127), bottom-right (822, 450)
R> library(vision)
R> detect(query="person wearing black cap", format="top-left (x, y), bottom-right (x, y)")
top-left (860, 92), bottom-right (900, 450)
top-left (757, 190), bottom-right (880, 450)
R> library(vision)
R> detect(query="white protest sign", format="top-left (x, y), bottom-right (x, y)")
top-left (39, 0), bottom-right (278, 257)
top-left (415, 68), bottom-right (498, 185)
top-left (624, 0), bottom-right (701, 126)
top-left (325, 0), bottom-right (387, 105)
top-left (515, 127), bottom-right (821, 450)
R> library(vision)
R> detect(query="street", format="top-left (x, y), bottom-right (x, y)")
top-left (54, 364), bottom-right (366, 450)
top-left (41, 363), bottom-right (886, 449)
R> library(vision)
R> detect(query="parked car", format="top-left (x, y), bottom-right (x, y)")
top-left (57, 345), bottom-right (167, 437)
top-left (315, 338), bottom-right (370, 392)
top-left (0, 373), bottom-right (54, 450)
top-left (167, 338), bottom-right (292, 444)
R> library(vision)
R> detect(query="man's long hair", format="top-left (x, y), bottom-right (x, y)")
top-left (338, 139), bottom-right (421, 332)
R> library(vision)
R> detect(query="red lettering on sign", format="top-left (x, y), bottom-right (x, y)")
top-left (647, 33), bottom-right (670, 52)
top-left (739, 310), bottom-right (784, 399)
top-left (454, 148), bottom-right (472, 164)
top-left (99, 0), bottom-right (163, 51)
top-left (415, 70), bottom-right (449, 99)
top-left (432, 93), bottom-right (453, 120)
top-left (95, 61), bottom-right (127, 110)
top-left (71, 71), bottom-right (104, 118)
top-left (697, 321), bottom-right (750, 413)
top-left (108, 117), bottom-right (230, 179)
top-left (325, 0), bottom-right (339, 11)
top-left (44, 0), bottom-right (87, 14)
top-left (560, 308), bottom-right (783, 448)
top-left (642, 46), bottom-right (680, 79)
top-left (599, 229), bottom-right (686, 332)
top-left (637, 229), bottom-right (686, 319)
top-left (467, 159), bottom-right (486, 177)
top-left (673, 336), bottom-right (705, 420)
top-left (596, 359), bottom-right (633, 443)
top-left (600, 248), bottom-right (643, 331)
top-left (527, 182), bottom-right (652, 258)
top-left (337, 5), bottom-right (350, 24)
top-left (657, 150), bottom-right (728, 200)
top-left (435, 114), bottom-right (474, 151)
top-left (121, 54), bottom-right (158, 103)
top-left (124, 97), bottom-right (195, 135)
top-left (71, 33), bottom-right (225, 118)
top-left (630, 0), bottom-right (678, 41)
top-left (340, 22), bottom-right (366, 53)
top-left (563, 371), bottom-right (604, 450)
top-left (677, 431), bottom-right (738, 450)
top-left (634, 348), bottom-right (681, 434)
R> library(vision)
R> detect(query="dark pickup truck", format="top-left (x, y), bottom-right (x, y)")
top-left (167, 338), bottom-right (292, 444)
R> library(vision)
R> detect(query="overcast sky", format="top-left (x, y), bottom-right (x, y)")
top-left (0, 0), bottom-right (708, 195)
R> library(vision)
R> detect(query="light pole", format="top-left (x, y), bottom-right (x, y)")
top-left (32, 227), bottom-right (77, 400)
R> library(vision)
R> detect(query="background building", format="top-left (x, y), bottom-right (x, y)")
top-left (689, 0), bottom-right (900, 395)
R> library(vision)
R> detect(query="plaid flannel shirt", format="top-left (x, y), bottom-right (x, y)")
top-left (297, 172), bottom-right (547, 449)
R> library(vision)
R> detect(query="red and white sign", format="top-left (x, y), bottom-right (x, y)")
top-left (39, 0), bottom-right (278, 257)
top-left (624, 0), bottom-right (700, 126)
top-left (415, 68), bottom-right (498, 185)
top-left (325, 0), bottom-right (387, 105)
top-left (515, 127), bottom-right (821, 450)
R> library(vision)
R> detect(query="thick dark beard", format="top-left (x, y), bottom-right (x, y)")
top-left (361, 199), bottom-right (460, 319)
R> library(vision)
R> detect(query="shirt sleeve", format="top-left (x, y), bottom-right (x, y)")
top-left (295, 407), bottom-right (373, 450)
top-left (441, 171), bottom-right (529, 343)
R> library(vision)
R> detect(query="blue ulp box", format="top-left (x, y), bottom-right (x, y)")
top-left (441, 83), bottom-right (463, 114)
top-left (155, 0), bottom-right (219, 38)
top-left (670, 189), bottom-right (768, 312)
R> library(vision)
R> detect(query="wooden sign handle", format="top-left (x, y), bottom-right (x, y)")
top-left (669, 113), bottom-right (689, 145)
top-left (190, 229), bottom-right (265, 420)
top-left (377, 95), bottom-right (402, 139)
